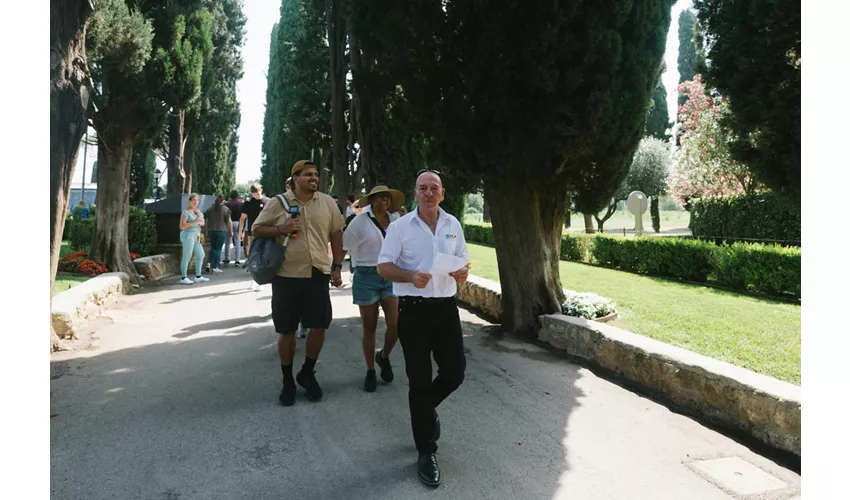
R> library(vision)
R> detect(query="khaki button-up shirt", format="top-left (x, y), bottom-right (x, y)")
top-left (251, 190), bottom-right (345, 278)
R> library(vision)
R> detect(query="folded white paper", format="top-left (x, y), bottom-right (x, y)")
top-left (429, 253), bottom-right (468, 276)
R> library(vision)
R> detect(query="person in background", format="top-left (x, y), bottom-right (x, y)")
top-left (223, 190), bottom-right (244, 266)
top-left (179, 193), bottom-right (211, 285)
top-left (203, 194), bottom-right (233, 274)
top-left (77, 200), bottom-right (89, 219)
top-left (239, 183), bottom-right (270, 291)
top-left (345, 194), bottom-right (357, 219)
top-left (343, 185), bottom-right (404, 392)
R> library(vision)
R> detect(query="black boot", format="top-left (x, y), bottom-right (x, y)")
top-left (417, 453), bottom-right (440, 487)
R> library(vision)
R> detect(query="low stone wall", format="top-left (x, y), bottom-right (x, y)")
top-left (134, 253), bottom-right (181, 281)
top-left (457, 274), bottom-right (801, 457)
top-left (52, 272), bottom-right (130, 340)
top-left (457, 275), bottom-right (503, 320)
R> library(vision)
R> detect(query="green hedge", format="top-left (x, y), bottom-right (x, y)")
top-left (463, 223), bottom-right (801, 298)
top-left (690, 192), bottom-right (800, 245)
top-left (592, 236), bottom-right (714, 282)
top-left (712, 242), bottom-right (801, 297)
top-left (63, 207), bottom-right (158, 257)
top-left (128, 206), bottom-right (157, 256)
top-left (69, 219), bottom-right (95, 251)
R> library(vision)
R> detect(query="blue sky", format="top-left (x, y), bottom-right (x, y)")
top-left (72, 0), bottom-right (693, 187)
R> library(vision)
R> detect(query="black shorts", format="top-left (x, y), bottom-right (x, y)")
top-left (271, 267), bottom-right (332, 334)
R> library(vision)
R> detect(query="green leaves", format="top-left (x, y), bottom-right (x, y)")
top-left (693, 0), bottom-right (800, 206)
top-left (88, 0), bottom-right (153, 76)
top-left (689, 192), bottom-right (801, 244)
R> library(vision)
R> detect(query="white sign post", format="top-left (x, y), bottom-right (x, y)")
top-left (626, 191), bottom-right (649, 237)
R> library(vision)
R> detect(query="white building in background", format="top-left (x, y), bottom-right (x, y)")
top-left (67, 183), bottom-right (97, 209)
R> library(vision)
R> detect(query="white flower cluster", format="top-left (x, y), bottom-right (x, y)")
top-left (561, 290), bottom-right (616, 320)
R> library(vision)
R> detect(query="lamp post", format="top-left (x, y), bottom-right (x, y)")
top-left (80, 128), bottom-right (89, 204)
top-left (154, 169), bottom-right (162, 201)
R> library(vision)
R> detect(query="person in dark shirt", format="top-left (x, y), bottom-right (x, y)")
top-left (239, 182), bottom-right (270, 291)
top-left (223, 190), bottom-right (245, 265)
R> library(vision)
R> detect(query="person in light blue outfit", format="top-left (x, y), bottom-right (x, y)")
top-left (179, 193), bottom-right (210, 285)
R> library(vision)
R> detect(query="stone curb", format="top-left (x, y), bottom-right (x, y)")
top-left (134, 253), bottom-right (181, 281)
top-left (52, 272), bottom-right (130, 340)
top-left (457, 275), bottom-right (801, 456)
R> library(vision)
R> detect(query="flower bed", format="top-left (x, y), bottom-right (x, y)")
top-left (58, 251), bottom-right (109, 276)
top-left (562, 290), bottom-right (616, 320)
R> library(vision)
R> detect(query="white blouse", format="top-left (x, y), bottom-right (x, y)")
top-left (343, 211), bottom-right (400, 267)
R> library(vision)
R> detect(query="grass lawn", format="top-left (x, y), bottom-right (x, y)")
top-left (464, 210), bottom-right (691, 232)
top-left (53, 274), bottom-right (89, 296)
top-left (467, 243), bottom-right (801, 385)
top-left (54, 241), bottom-right (89, 296)
top-left (60, 240), bottom-right (73, 257)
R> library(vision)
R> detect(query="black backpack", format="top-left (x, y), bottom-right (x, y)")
top-left (245, 194), bottom-right (293, 285)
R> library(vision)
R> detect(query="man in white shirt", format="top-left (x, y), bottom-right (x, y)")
top-left (377, 170), bottom-right (470, 488)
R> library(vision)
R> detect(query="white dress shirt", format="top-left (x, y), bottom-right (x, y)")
top-left (378, 207), bottom-right (469, 298)
top-left (343, 211), bottom-right (399, 267)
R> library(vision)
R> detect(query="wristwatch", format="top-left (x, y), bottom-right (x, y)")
top-left (331, 262), bottom-right (343, 271)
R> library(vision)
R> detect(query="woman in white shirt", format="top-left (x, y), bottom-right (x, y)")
top-left (342, 185), bottom-right (405, 393)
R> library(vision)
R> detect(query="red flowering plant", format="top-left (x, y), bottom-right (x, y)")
top-left (57, 251), bottom-right (109, 276)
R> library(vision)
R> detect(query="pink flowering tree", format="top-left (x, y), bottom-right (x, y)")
top-left (670, 75), bottom-right (759, 207)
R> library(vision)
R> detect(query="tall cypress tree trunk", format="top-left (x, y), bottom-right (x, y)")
top-left (327, 0), bottom-right (350, 199)
top-left (349, 29), bottom-right (373, 185)
top-left (92, 129), bottom-right (140, 284)
top-left (484, 178), bottom-right (567, 338)
top-left (183, 134), bottom-right (196, 194)
top-left (482, 198), bottom-right (491, 222)
top-left (650, 196), bottom-right (661, 232)
top-left (166, 110), bottom-right (186, 196)
top-left (318, 145), bottom-right (330, 194)
top-left (50, 0), bottom-right (93, 351)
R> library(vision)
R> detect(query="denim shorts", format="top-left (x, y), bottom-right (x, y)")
top-left (352, 266), bottom-right (395, 306)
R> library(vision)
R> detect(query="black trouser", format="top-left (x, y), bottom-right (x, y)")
top-left (397, 296), bottom-right (466, 454)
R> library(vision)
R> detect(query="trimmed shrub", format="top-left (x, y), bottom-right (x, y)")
top-left (690, 192), bottom-right (800, 245)
top-left (560, 233), bottom-right (592, 262)
top-left (69, 219), bottom-right (95, 251)
top-left (592, 235), bottom-right (715, 282)
top-left (463, 223), bottom-right (496, 246)
top-left (128, 206), bottom-right (157, 256)
top-left (712, 242), bottom-right (801, 297)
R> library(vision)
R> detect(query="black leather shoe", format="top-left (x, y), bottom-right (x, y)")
top-left (433, 411), bottom-right (441, 442)
top-left (296, 370), bottom-right (323, 401)
top-left (417, 453), bottom-right (440, 487)
top-left (279, 384), bottom-right (296, 406)
top-left (364, 370), bottom-right (377, 392)
top-left (375, 350), bottom-right (394, 383)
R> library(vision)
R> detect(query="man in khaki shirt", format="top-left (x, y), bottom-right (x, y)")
top-left (252, 160), bottom-right (345, 406)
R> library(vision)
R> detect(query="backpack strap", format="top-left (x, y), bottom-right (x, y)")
top-left (275, 193), bottom-right (291, 213)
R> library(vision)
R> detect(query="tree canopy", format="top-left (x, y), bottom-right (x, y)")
top-left (693, 0), bottom-right (800, 207)
top-left (350, 0), bottom-right (674, 334)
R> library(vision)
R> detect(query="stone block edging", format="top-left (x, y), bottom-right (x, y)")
top-left (52, 272), bottom-right (130, 340)
top-left (134, 253), bottom-right (181, 281)
top-left (456, 275), bottom-right (801, 456)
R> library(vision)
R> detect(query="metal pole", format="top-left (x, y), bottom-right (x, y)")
top-left (81, 128), bottom-right (88, 204)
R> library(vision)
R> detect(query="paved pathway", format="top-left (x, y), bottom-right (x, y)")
top-left (50, 265), bottom-right (799, 500)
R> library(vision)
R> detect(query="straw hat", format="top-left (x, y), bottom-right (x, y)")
top-left (358, 185), bottom-right (405, 214)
